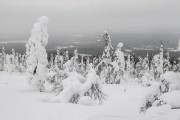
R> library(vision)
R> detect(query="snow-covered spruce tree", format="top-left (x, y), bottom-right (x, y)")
top-left (11, 49), bottom-right (16, 67)
top-left (114, 43), bottom-right (125, 81)
top-left (126, 55), bottom-right (131, 76)
top-left (135, 57), bottom-right (144, 79)
top-left (163, 52), bottom-right (171, 72)
top-left (78, 55), bottom-right (86, 76)
top-left (54, 47), bottom-right (64, 70)
top-left (142, 53), bottom-right (150, 73)
top-left (63, 51), bottom-right (69, 63)
top-left (2, 47), bottom-right (6, 71)
top-left (71, 49), bottom-right (79, 72)
top-left (0, 47), bottom-right (6, 71)
top-left (26, 16), bottom-right (49, 92)
top-left (0, 49), bottom-right (3, 71)
top-left (15, 53), bottom-right (20, 72)
top-left (102, 30), bottom-right (113, 64)
top-left (18, 54), bottom-right (26, 72)
top-left (159, 41), bottom-right (164, 75)
top-left (151, 41), bottom-right (164, 80)
top-left (50, 53), bottom-right (54, 70)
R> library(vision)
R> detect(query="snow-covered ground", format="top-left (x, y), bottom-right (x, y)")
top-left (0, 72), bottom-right (180, 120)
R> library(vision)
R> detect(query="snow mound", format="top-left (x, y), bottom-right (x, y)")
top-left (78, 96), bottom-right (96, 106)
top-left (160, 90), bottom-right (180, 109)
top-left (145, 105), bottom-right (171, 120)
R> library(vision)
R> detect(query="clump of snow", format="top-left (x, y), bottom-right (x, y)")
top-left (141, 76), bottom-right (150, 87)
top-left (38, 16), bottom-right (49, 25)
top-left (117, 43), bottom-right (123, 48)
top-left (66, 71), bottom-right (86, 84)
top-left (160, 90), bottom-right (180, 109)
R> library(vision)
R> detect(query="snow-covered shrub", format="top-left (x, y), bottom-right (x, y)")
top-left (26, 16), bottom-right (49, 92)
top-left (82, 66), bottom-right (106, 104)
top-left (140, 82), bottom-right (162, 112)
top-left (49, 65), bottom-right (106, 105)
top-left (160, 71), bottom-right (180, 92)
top-left (49, 76), bottom-right (82, 103)
top-left (47, 69), bottom-right (67, 95)
top-left (160, 90), bottom-right (180, 109)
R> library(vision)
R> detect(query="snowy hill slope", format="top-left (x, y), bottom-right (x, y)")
top-left (0, 72), bottom-right (179, 120)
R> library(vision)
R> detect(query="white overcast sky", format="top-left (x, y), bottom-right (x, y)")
top-left (0, 0), bottom-right (180, 36)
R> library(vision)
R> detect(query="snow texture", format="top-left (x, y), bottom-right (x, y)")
top-left (0, 72), bottom-right (180, 120)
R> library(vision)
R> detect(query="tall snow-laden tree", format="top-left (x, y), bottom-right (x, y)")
top-left (71, 49), bottom-right (79, 71)
top-left (102, 30), bottom-right (113, 64)
top-left (63, 51), bottom-right (69, 63)
top-left (2, 47), bottom-right (6, 70)
top-left (50, 53), bottom-right (54, 70)
top-left (11, 49), bottom-right (15, 65)
top-left (151, 41), bottom-right (164, 80)
top-left (54, 47), bottom-right (63, 70)
top-left (114, 43), bottom-right (125, 75)
top-left (159, 40), bottom-right (164, 75)
top-left (26, 16), bottom-right (49, 92)
top-left (126, 55), bottom-right (131, 76)
top-left (0, 48), bottom-right (3, 71)
top-left (164, 52), bottom-right (171, 72)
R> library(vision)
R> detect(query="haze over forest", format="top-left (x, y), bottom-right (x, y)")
top-left (0, 0), bottom-right (180, 57)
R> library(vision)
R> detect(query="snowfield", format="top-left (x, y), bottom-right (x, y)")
top-left (0, 72), bottom-right (180, 120)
